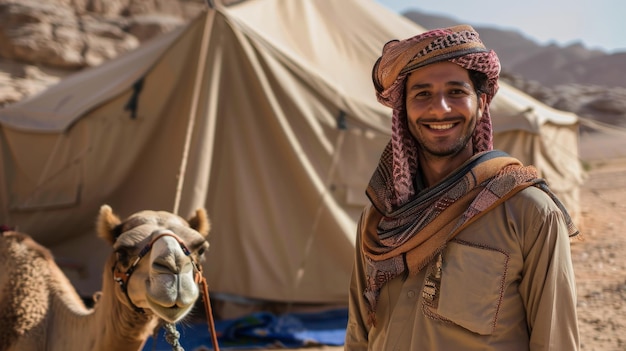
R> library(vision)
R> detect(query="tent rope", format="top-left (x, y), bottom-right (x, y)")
top-left (578, 116), bottom-right (626, 136)
top-left (173, 4), bottom-right (215, 216)
top-left (291, 111), bottom-right (347, 310)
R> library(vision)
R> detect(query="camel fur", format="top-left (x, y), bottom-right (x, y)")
top-left (0, 205), bottom-right (211, 351)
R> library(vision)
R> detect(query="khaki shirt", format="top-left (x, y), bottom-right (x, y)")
top-left (346, 186), bottom-right (579, 350)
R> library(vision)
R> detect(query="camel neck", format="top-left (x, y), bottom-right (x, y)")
top-left (45, 263), bottom-right (157, 351)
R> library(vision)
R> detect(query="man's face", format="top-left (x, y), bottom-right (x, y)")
top-left (404, 61), bottom-right (486, 158)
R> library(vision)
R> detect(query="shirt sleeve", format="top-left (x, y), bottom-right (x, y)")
top-left (344, 205), bottom-right (373, 350)
top-left (519, 205), bottom-right (580, 350)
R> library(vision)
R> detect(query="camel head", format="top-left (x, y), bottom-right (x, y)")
top-left (97, 205), bottom-right (211, 324)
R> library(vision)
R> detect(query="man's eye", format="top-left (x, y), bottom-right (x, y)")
top-left (449, 89), bottom-right (470, 96)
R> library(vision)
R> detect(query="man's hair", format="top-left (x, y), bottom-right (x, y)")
top-left (468, 69), bottom-right (489, 96)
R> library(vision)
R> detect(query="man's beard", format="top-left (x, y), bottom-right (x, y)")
top-left (416, 111), bottom-right (479, 158)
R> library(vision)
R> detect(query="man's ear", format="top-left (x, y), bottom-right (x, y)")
top-left (478, 93), bottom-right (487, 119)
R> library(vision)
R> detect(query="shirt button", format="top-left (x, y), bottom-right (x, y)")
top-left (407, 290), bottom-right (416, 298)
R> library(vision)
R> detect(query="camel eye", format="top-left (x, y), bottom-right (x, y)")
top-left (197, 247), bottom-right (206, 256)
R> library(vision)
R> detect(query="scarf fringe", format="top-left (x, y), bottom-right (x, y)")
top-left (367, 311), bottom-right (377, 328)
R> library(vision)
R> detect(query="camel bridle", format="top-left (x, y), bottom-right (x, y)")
top-left (112, 232), bottom-right (198, 313)
top-left (112, 231), bottom-right (220, 351)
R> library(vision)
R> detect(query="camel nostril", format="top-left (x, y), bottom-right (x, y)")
top-left (152, 260), bottom-right (177, 274)
top-left (151, 251), bottom-right (195, 274)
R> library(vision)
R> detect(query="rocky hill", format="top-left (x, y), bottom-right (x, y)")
top-left (0, 0), bottom-right (204, 105)
top-left (1, 1), bottom-right (625, 133)
top-left (404, 10), bottom-right (626, 131)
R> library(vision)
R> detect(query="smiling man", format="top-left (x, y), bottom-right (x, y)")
top-left (345, 25), bottom-right (580, 350)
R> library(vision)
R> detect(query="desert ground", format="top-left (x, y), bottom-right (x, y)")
top-left (232, 135), bottom-right (626, 351)
top-left (572, 158), bottom-right (626, 351)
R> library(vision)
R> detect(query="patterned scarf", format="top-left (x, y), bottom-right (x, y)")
top-left (362, 150), bottom-right (578, 323)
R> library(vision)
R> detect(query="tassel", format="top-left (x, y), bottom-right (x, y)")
top-left (367, 311), bottom-right (377, 328)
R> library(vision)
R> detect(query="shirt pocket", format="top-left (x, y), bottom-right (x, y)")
top-left (430, 241), bottom-right (509, 335)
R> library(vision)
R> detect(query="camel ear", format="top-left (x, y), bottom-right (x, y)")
top-left (97, 204), bottom-right (122, 245)
top-left (188, 208), bottom-right (210, 238)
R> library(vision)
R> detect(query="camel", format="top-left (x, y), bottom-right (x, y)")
top-left (0, 204), bottom-right (211, 351)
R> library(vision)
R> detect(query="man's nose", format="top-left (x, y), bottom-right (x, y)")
top-left (429, 93), bottom-right (452, 116)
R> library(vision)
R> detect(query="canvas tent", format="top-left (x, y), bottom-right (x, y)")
top-left (490, 83), bottom-right (584, 228)
top-left (0, 0), bottom-right (583, 313)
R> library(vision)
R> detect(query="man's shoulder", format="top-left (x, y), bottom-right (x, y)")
top-left (507, 184), bottom-right (563, 214)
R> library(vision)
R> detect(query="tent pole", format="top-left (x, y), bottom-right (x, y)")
top-left (173, 7), bottom-right (215, 216)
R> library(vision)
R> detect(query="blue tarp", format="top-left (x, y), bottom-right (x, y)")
top-left (142, 308), bottom-right (348, 350)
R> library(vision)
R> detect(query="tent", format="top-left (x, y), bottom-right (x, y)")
top-left (0, 0), bottom-right (583, 316)
top-left (490, 83), bottom-right (584, 228)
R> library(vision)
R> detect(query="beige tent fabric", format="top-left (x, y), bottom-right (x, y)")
top-left (491, 82), bottom-right (584, 226)
top-left (0, 0), bottom-right (584, 308)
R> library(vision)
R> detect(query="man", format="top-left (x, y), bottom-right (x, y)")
top-left (345, 25), bottom-right (580, 350)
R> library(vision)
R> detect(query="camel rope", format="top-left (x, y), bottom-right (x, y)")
top-left (163, 323), bottom-right (184, 351)
top-left (156, 275), bottom-right (220, 351)
top-left (199, 273), bottom-right (221, 350)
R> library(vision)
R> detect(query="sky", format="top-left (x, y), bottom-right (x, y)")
top-left (375, 0), bottom-right (626, 53)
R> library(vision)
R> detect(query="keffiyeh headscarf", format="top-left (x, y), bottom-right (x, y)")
top-left (371, 25), bottom-right (501, 209)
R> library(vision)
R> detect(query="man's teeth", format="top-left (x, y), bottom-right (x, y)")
top-left (428, 123), bottom-right (454, 130)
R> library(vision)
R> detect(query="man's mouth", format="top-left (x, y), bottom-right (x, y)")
top-left (426, 123), bottom-right (455, 130)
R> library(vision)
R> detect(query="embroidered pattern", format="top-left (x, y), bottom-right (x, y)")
top-left (422, 252), bottom-right (443, 304)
